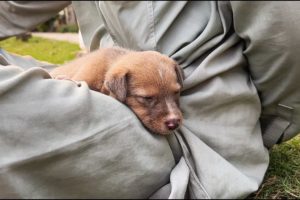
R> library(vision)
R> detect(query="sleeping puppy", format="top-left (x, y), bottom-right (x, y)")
top-left (51, 47), bottom-right (183, 135)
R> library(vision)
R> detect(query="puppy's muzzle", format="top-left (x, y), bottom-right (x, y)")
top-left (165, 117), bottom-right (181, 131)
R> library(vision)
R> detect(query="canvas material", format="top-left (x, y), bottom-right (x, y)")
top-left (0, 1), bottom-right (70, 39)
top-left (0, 61), bottom-right (175, 198)
top-left (231, 1), bottom-right (300, 148)
top-left (73, 1), bottom-right (269, 198)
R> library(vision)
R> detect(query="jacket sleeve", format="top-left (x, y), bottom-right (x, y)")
top-left (0, 1), bottom-right (71, 40)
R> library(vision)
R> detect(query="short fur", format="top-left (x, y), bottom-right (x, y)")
top-left (51, 47), bottom-right (183, 135)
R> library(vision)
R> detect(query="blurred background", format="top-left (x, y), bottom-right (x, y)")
top-left (0, 5), bottom-right (85, 65)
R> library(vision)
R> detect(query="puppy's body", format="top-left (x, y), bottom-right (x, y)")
top-left (51, 47), bottom-right (183, 135)
top-left (51, 47), bottom-right (128, 92)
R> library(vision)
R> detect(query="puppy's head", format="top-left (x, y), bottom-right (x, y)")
top-left (103, 51), bottom-right (183, 135)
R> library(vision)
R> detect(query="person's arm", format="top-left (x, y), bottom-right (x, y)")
top-left (231, 1), bottom-right (300, 147)
top-left (0, 1), bottom-right (70, 40)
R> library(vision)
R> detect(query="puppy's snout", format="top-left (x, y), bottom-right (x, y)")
top-left (165, 118), bottom-right (180, 130)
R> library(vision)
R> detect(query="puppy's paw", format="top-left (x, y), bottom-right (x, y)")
top-left (53, 75), bottom-right (82, 87)
top-left (53, 74), bottom-right (70, 80)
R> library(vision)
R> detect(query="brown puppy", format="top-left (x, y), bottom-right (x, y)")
top-left (51, 47), bottom-right (183, 135)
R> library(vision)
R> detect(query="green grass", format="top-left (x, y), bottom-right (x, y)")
top-left (0, 36), bottom-right (299, 199)
top-left (0, 36), bottom-right (80, 64)
top-left (249, 134), bottom-right (300, 199)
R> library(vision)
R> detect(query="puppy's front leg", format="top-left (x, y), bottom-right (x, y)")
top-left (52, 74), bottom-right (82, 87)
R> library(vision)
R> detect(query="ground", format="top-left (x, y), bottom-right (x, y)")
top-left (248, 135), bottom-right (300, 199)
top-left (0, 36), bottom-right (80, 64)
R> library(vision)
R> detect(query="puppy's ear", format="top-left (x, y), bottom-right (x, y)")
top-left (104, 68), bottom-right (129, 102)
top-left (174, 64), bottom-right (184, 87)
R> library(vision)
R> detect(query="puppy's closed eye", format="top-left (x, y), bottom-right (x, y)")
top-left (136, 95), bottom-right (157, 106)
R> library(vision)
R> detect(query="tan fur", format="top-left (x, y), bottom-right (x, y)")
top-left (50, 47), bottom-right (183, 135)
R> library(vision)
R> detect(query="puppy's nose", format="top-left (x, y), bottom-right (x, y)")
top-left (165, 118), bottom-right (180, 130)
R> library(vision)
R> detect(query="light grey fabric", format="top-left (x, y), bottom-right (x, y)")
top-left (73, 1), bottom-right (270, 198)
top-left (0, 1), bottom-right (70, 40)
top-left (4, 0), bottom-right (300, 199)
top-left (168, 157), bottom-right (189, 199)
top-left (0, 49), bottom-right (56, 71)
top-left (231, 1), bottom-right (300, 147)
top-left (0, 58), bottom-right (174, 198)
